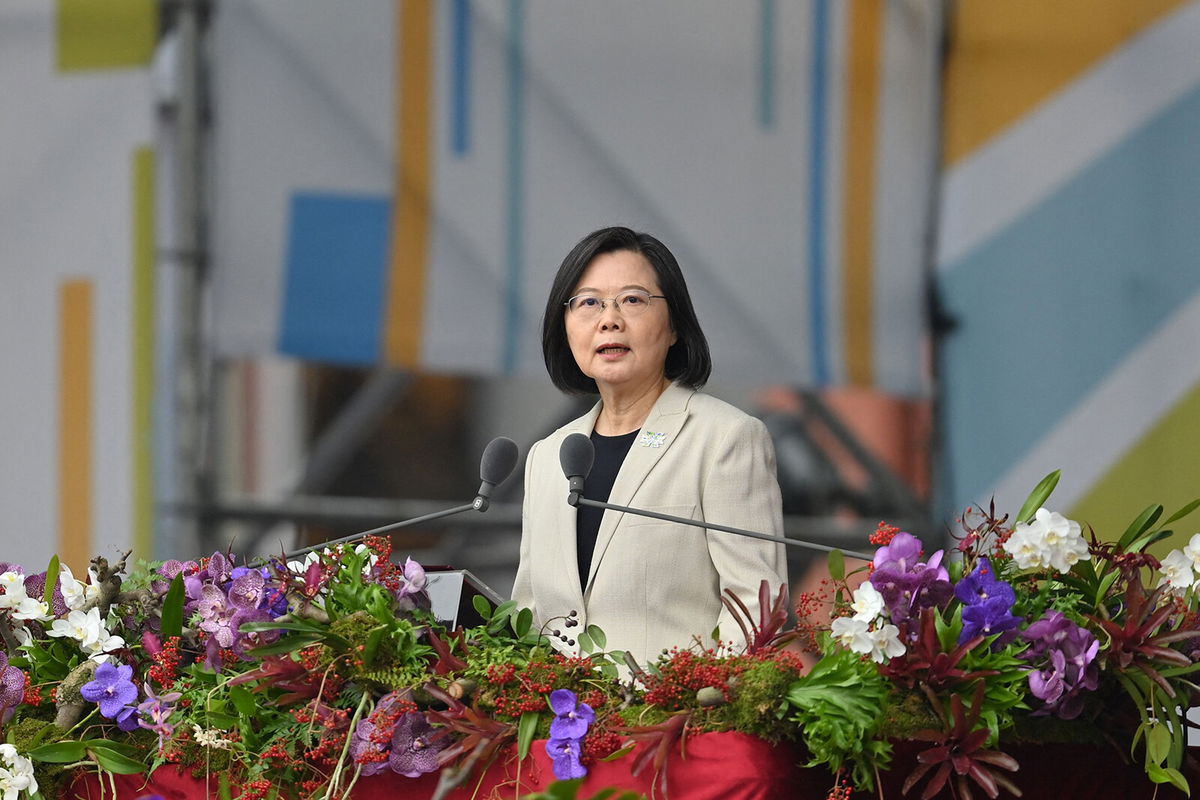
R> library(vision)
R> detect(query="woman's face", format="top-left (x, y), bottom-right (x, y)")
top-left (565, 249), bottom-right (677, 396)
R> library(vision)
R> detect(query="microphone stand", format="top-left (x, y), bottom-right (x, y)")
top-left (283, 501), bottom-right (483, 560)
top-left (567, 493), bottom-right (873, 561)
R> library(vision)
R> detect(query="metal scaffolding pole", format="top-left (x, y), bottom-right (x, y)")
top-left (169, 0), bottom-right (213, 555)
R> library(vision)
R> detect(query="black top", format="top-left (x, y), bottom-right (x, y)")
top-left (576, 429), bottom-right (639, 591)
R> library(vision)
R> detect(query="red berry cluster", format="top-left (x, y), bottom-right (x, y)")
top-left (642, 649), bottom-right (746, 710)
top-left (148, 635), bottom-right (183, 688)
top-left (581, 729), bottom-right (623, 764)
top-left (235, 778), bottom-right (273, 800)
top-left (484, 654), bottom-right (597, 721)
top-left (825, 778), bottom-right (854, 800)
top-left (21, 674), bottom-right (43, 706)
top-left (870, 521), bottom-right (900, 546)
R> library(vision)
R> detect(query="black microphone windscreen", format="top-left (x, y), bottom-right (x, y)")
top-left (559, 432), bottom-right (595, 480)
top-left (479, 436), bottom-right (520, 486)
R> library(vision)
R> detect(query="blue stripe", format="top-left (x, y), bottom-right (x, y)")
top-left (758, 0), bottom-right (776, 130)
top-left (451, 0), bottom-right (471, 155)
top-left (941, 82), bottom-right (1200, 508)
top-left (502, 0), bottom-right (525, 373)
top-left (806, 0), bottom-right (830, 385)
top-left (278, 192), bottom-right (391, 365)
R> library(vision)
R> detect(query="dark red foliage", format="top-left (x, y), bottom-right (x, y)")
top-left (903, 684), bottom-right (1021, 800)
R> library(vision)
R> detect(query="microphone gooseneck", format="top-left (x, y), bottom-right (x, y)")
top-left (474, 436), bottom-right (520, 511)
top-left (559, 432), bottom-right (871, 560)
top-left (284, 435), bottom-right (519, 559)
top-left (558, 433), bottom-right (595, 506)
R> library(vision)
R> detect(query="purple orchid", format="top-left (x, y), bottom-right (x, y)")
top-left (1022, 610), bottom-right (1100, 719)
top-left (80, 662), bottom-right (139, 720)
top-left (955, 559), bottom-right (1023, 646)
top-left (961, 595), bottom-right (1024, 644)
top-left (394, 558), bottom-right (429, 611)
top-left (350, 693), bottom-right (415, 776)
top-left (0, 652), bottom-right (26, 719)
top-left (197, 585), bottom-right (239, 649)
top-left (388, 712), bottom-right (446, 777)
top-left (547, 736), bottom-right (587, 780)
top-left (954, 558), bottom-right (1015, 606)
top-left (549, 689), bottom-right (595, 740)
top-left (138, 683), bottom-right (182, 751)
top-left (869, 533), bottom-right (953, 624)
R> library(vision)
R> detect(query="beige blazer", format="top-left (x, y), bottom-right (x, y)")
top-left (511, 382), bottom-right (788, 666)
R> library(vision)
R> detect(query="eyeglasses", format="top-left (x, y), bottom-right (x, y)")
top-left (564, 289), bottom-right (667, 318)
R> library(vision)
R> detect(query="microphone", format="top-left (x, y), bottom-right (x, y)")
top-left (558, 432), bottom-right (595, 506)
top-left (557, 432), bottom-right (872, 561)
top-left (473, 436), bottom-right (519, 512)
top-left (285, 436), bottom-right (520, 559)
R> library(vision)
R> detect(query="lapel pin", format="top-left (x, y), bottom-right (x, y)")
top-left (638, 430), bottom-right (667, 448)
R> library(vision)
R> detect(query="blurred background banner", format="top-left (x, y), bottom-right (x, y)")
top-left (208, 0), bottom-right (942, 395)
top-left (937, 0), bottom-right (1200, 528)
top-left (6, 0), bottom-right (1200, 576)
top-left (0, 0), bottom-right (157, 571)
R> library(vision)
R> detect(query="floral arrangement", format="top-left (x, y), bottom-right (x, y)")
top-left (0, 472), bottom-right (1197, 800)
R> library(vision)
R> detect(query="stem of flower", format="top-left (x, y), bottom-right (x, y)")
top-left (322, 690), bottom-right (370, 800)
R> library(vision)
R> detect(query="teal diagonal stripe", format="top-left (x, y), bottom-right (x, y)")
top-left (940, 81), bottom-right (1200, 508)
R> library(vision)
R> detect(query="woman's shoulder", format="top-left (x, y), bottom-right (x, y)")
top-left (674, 386), bottom-right (761, 427)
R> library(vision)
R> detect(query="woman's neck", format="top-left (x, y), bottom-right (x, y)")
top-left (594, 377), bottom-right (670, 436)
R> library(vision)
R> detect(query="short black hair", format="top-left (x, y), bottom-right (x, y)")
top-left (541, 226), bottom-right (711, 395)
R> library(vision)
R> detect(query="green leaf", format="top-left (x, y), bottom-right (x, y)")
top-left (577, 631), bottom-right (594, 654)
top-left (1146, 722), bottom-right (1171, 765)
top-left (44, 555), bottom-right (61, 607)
top-left (602, 743), bottom-right (637, 761)
top-left (229, 685), bottom-right (258, 719)
top-left (1163, 497), bottom-right (1200, 528)
top-left (828, 549), bottom-right (845, 582)
top-left (472, 594), bottom-right (493, 619)
top-left (1117, 504), bottom-right (1164, 551)
top-left (1015, 470), bottom-right (1060, 525)
top-left (362, 624), bottom-right (388, 666)
top-left (28, 741), bottom-right (87, 763)
top-left (513, 607), bottom-right (533, 638)
top-left (89, 746), bottom-right (147, 775)
top-left (517, 710), bottom-right (541, 760)
top-left (161, 573), bottom-right (186, 639)
top-left (586, 624), bottom-right (607, 651)
top-left (245, 633), bottom-right (322, 657)
top-left (492, 600), bottom-right (518, 622)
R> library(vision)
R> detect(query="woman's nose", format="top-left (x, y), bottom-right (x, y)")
top-left (598, 301), bottom-right (622, 329)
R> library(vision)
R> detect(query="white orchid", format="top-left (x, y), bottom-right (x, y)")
top-left (0, 744), bottom-right (37, 800)
top-left (0, 573), bottom-right (27, 609)
top-left (849, 581), bottom-right (885, 621)
top-left (47, 608), bottom-right (103, 645)
top-left (831, 616), bottom-right (873, 655)
top-left (1003, 508), bottom-right (1090, 573)
top-left (1158, 549), bottom-right (1195, 595)
top-left (47, 607), bottom-right (124, 662)
top-left (1181, 533), bottom-right (1200, 570)
top-left (868, 624), bottom-right (907, 663)
top-left (56, 564), bottom-right (93, 611)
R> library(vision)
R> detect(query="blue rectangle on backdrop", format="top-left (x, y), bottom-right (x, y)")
top-left (279, 192), bottom-right (392, 365)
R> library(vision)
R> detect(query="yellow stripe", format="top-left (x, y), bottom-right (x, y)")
top-left (383, 0), bottom-right (435, 367)
top-left (943, 0), bottom-right (1189, 165)
top-left (842, 0), bottom-right (883, 387)
top-left (56, 0), bottom-right (157, 72)
top-left (1069, 377), bottom-right (1200, 552)
top-left (132, 147), bottom-right (156, 559)
top-left (59, 280), bottom-right (93, 574)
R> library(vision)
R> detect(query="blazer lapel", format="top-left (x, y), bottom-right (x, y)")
top-left (584, 384), bottom-right (693, 593)
top-left (559, 402), bottom-right (601, 609)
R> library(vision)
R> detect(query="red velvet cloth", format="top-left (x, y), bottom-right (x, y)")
top-left (64, 735), bottom-right (1195, 799)
top-left (66, 732), bottom-right (806, 800)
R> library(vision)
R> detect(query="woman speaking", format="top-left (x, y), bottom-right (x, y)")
top-left (511, 227), bottom-right (788, 666)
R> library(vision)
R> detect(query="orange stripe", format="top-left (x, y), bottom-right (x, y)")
top-left (59, 280), bottom-right (93, 574)
top-left (842, 0), bottom-right (883, 387)
top-left (943, 0), bottom-right (1189, 165)
top-left (383, 0), bottom-right (435, 367)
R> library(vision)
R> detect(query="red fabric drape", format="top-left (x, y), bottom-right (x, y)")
top-left (65, 735), bottom-right (1195, 799)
